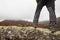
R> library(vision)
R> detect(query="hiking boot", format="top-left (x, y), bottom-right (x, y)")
top-left (49, 27), bottom-right (60, 33)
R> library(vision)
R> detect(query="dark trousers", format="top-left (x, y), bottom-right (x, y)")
top-left (33, 0), bottom-right (57, 29)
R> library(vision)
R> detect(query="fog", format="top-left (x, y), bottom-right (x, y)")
top-left (0, 0), bottom-right (60, 22)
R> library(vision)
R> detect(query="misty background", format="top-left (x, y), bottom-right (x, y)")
top-left (0, 0), bottom-right (60, 22)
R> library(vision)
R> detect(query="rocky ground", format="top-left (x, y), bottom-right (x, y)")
top-left (0, 26), bottom-right (60, 40)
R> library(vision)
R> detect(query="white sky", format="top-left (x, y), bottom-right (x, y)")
top-left (0, 0), bottom-right (60, 22)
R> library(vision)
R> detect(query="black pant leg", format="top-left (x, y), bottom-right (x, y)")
top-left (33, 3), bottom-right (43, 28)
top-left (46, 1), bottom-right (57, 29)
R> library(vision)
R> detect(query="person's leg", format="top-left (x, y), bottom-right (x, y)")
top-left (46, 1), bottom-right (57, 31)
top-left (33, 2), bottom-right (43, 28)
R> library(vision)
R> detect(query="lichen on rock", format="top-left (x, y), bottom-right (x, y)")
top-left (0, 26), bottom-right (60, 40)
